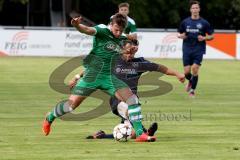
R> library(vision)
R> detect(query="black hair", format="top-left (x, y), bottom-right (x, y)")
top-left (120, 39), bottom-right (139, 48)
top-left (189, 0), bottom-right (200, 8)
top-left (111, 13), bottom-right (127, 29)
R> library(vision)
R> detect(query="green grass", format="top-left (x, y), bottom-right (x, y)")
top-left (0, 57), bottom-right (240, 160)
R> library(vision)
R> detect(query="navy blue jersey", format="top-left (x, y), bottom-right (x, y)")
top-left (113, 57), bottom-right (159, 94)
top-left (109, 57), bottom-right (159, 110)
top-left (178, 17), bottom-right (213, 54)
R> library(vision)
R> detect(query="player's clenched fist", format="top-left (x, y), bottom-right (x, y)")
top-left (71, 17), bottom-right (82, 27)
top-left (177, 73), bottom-right (185, 83)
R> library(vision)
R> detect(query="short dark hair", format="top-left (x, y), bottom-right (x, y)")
top-left (121, 39), bottom-right (139, 48)
top-left (111, 13), bottom-right (127, 29)
top-left (118, 2), bottom-right (130, 8)
top-left (189, 0), bottom-right (200, 8)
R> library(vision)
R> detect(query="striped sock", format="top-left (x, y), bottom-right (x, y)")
top-left (47, 101), bottom-right (73, 123)
top-left (128, 104), bottom-right (143, 137)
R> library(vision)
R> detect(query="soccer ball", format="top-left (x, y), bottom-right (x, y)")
top-left (113, 123), bottom-right (132, 142)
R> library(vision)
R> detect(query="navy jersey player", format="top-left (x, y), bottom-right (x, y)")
top-left (178, 0), bottom-right (214, 97)
top-left (74, 40), bottom-right (185, 139)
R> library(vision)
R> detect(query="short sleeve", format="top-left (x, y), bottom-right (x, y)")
top-left (205, 21), bottom-right (214, 35)
top-left (178, 20), bottom-right (186, 33)
top-left (130, 23), bottom-right (137, 33)
top-left (94, 24), bottom-right (107, 37)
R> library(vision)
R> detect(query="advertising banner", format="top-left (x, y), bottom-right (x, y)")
top-left (0, 29), bottom-right (238, 59)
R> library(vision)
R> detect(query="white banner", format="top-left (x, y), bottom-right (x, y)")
top-left (0, 30), bottom-right (93, 57)
top-left (136, 32), bottom-right (182, 58)
top-left (0, 29), bottom-right (238, 59)
top-left (136, 32), bottom-right (236, 59)
top-left (237, 34), bottom-right (240, 60)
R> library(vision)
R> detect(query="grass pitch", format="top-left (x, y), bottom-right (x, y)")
top-left (0, 57), bottom-right (240, 160)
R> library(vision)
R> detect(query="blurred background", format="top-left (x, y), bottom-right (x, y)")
top-left (0, 0), bottom-right (239, 29)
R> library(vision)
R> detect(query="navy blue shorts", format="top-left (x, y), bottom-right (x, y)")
top-left (182, 51), bottom-right (204, 66)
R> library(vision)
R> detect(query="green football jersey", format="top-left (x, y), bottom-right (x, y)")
top-left (83, 24), bottom-right (127, 76)
top-left (124, 16), bottom-right (137, 34)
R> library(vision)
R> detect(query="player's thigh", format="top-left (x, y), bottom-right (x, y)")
top-left (192, 53), bottom-right (203, 75)
top-left (70, 78), bottom-right (97, 109)
top-left (104, 75), bottom-right (129, 97)
top-left (182, 52), bottom-right (193, 67)
top-left (115, 87), bottom-right (134, 102)
top-left (193, 53), bottom-right (203, 66)
top-left (72, 78), bottom-right (98, 96)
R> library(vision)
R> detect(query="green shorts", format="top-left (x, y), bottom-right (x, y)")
top-left (72, 74), bottom-right (128, 96)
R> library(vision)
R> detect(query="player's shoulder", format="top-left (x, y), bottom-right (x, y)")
top-left (182, 17), bottom-right (192, 22)
top-left (199, 17), bottom-right (210, 24)
top-left (95, 24), bottom-right (108, 29)
top-left (180, 17), bottom-right (191, 25)
top-left (94, 24), bottom-right (110, 35)
top-left (127, 16), bottom-right (136, 25)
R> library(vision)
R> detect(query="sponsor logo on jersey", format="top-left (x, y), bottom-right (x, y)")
top-left (196, 23), bottom-right (203, 29)
top-left (104, 42), bottom-right (121, 52)
top-left (115, 68), bottom-right (137, 74)
top-left (116, 67), bottom-right (121, 73)
top-left (186, 28), bottom-right (199, 33)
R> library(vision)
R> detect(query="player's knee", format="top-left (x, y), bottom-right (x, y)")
top-left (117, 102), bottom-right (128, 119)
top-left (69, 95), bottom-right (86, 109)
top-left (184, 67), bottom-right (191, 74)
top-left (68, 99), bottom-right (79, 110)
top-left (192, 65), bottom-right (200, 75)
top-left (125, 94), bottom-right (139, 105)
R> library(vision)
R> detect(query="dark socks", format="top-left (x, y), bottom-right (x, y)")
top-left (185, 73), bottom-right (192, 82)
top-left (191, 75), bottom-right (198, 90)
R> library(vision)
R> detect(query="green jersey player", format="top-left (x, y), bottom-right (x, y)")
top-left (111, 2), bottom-right (137, 39)
top-left (42, 13), bottom-right (156, 142)
top-left (118, 2), bottom-right (137, 35)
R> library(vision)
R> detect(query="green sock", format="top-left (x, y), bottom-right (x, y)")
top-left (47, 112), bottom-right (56, 123)
top-left (47, 101), bottom-right (73, 123)
top-left (128, 104), bottom-right (143, 137)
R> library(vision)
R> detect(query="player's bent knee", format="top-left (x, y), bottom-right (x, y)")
top-left (117, 102), bottom-right (128, 119)
top-left (69, 95), bottom-right (86, 109)
top-left (67, 99), bottom-right (79, 110)
top-left (126, 94), bottom-right (139, 105)
top-left (192, 66), bottom-right (200, 75)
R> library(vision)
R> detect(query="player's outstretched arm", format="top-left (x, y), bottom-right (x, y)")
top-left (157, 65), bottom-right (185, 83)
top-left (198, 34), bottom-right (214, 42)
top-left (71, 17), bottom-right (96, 36)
